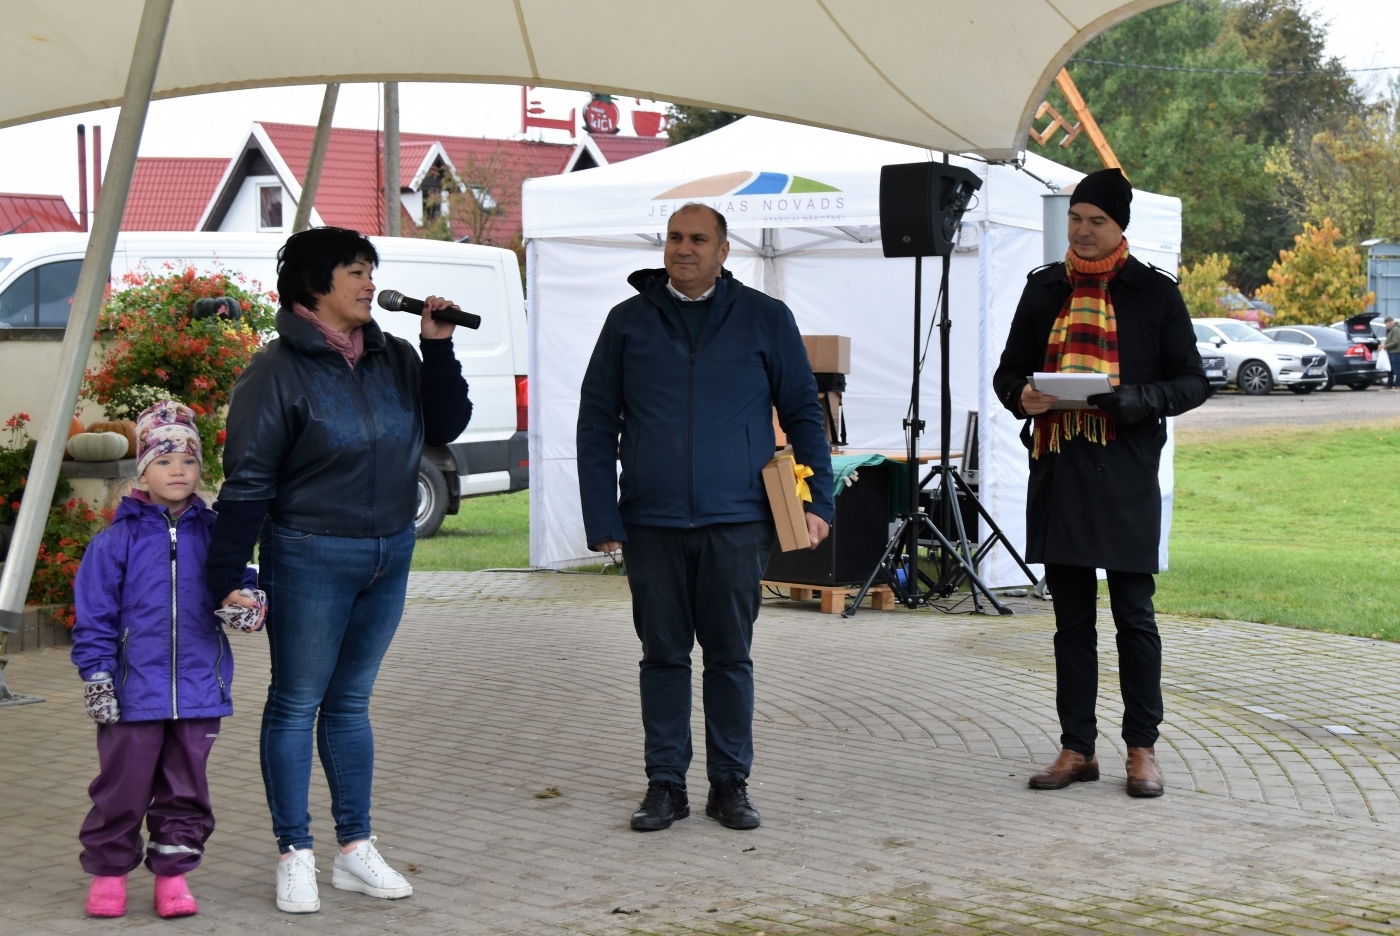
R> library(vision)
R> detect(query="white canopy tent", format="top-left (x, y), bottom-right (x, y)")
top-left (523, 118), bottom-right (1182, 583)
top-left (9, 0), bottom-right (1173, 159)
top-left (0, 0), bottom-right (1175, 651)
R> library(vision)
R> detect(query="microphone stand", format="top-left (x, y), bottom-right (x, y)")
top-left (844, 250), bottom-right (1011, 617)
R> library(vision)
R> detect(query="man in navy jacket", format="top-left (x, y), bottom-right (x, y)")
top-left (577, 204), bottom-right (833, 832)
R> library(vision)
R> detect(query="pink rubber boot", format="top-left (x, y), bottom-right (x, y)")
top-left (86, 875), bottom-right (127, 917)
top-left (153, 874), bottom-right (198, 918)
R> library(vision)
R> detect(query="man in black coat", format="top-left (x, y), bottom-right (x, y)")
top-left (992, 169), bottom-right (1209, 797)
top-left (577, 204), bottom-right (834, 832)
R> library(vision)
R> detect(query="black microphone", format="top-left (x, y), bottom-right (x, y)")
top-left (376, 289), bottom-right (481, 330)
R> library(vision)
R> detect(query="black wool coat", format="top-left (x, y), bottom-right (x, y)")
top-left (992, 255), bottom-right (1210, 573)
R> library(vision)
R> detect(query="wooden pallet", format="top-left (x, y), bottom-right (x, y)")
top-left (762, 580), bottom-right (897, 614)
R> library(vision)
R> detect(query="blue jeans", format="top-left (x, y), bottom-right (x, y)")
top-left (622, 521), bottom-right (775, 786)
top-left (258, 521), bottom-right (415, 853)
top-left (1389, 351), bottom-right (1400, 386)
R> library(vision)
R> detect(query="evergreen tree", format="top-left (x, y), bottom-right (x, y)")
top-left (666, 105), bottom-right (743, 144)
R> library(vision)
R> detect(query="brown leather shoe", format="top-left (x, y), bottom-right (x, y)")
top-left (1027, 749), bottom-right (1100, 789)
top-left (1125, 746), bottom-right (1164, 797)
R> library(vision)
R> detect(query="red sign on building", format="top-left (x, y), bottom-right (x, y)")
top-left (584, 94), bottom-right (621, 135)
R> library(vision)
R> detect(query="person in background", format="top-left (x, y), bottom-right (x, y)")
top-left (1383, 316), bottom-right (1400, 389)
top-left (204, 227), bottom-right (470, 914)
top-left (72, 401), bottom-right (262, 919)
top-left (577, 203), bottom-right (833, 833)
top-left (993, 169), bottom-right (1209, 799)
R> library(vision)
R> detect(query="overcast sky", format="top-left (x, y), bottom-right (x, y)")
top-left (0, 0), bottom-right (1396, 219)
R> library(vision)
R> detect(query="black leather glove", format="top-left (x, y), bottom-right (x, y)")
top-left (1086, 384), bottom-right (1165, 424)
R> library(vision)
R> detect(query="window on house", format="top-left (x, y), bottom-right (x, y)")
top-left (258, 185), bottom-right (284, 230)
top-left (0, 259), bottom-right (83, 328)
top-left (471, 186), bottom-right (499, 213)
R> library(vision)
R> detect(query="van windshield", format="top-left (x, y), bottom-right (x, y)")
top-left (1214, 321), bottom-right (1272, 343)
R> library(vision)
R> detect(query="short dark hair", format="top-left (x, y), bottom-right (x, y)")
top-left (276, 227), bottom-right (379, 310)
top-left (671, 203), bottom-right (728, 242)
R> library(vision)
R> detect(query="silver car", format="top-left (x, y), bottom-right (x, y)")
top-left (1191, 318), bottom-right (1328, 395)
top-left (1197, 345), bottom-right (1228, 390)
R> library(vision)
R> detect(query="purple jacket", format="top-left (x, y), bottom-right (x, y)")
top-left (72, 492), bottom-right (250, 721)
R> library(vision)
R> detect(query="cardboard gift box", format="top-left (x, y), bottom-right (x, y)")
top-left (763, 451), bottom-right (813, 552)
top-left (802, 335), bottom-right (851, 374)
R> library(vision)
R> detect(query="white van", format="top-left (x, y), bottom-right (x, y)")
top-left (0, 231), bottom-right (528, 536)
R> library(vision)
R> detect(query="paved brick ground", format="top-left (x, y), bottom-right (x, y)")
top-left (5, 571), bottom-right (1400, 934)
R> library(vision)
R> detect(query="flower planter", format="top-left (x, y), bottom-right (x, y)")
top-left (0, 604), bottom-right (71, 655)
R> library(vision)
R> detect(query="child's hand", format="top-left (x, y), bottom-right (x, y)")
top-left (84, 675), bottom-right (120, 725)
top-left (216, 589), bottom-right (267, 633)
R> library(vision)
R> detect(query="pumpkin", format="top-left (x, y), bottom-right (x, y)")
top-left (67, 431), bottom-right (130, 463)
top-left (64, 414), bottom-right (85, 460)
top-left (87, 419), bottom-right (137, 458)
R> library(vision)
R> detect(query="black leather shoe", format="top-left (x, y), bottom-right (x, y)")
top-left (630, 780), bottom-right (689, 831)
top-left (706, 778), bottom-right (761, 830)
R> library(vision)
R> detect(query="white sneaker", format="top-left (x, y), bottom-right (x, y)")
top-left (276, 847), bottom-right (320, 913)
top-left (332, 836), bottom-right (413, 899)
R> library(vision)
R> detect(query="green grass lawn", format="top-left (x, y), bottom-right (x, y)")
top-left (1158, 422), bottom-right (1400, 639)
top-left (410, 424), bottom-right (1400, 640)
top-left (411, 490), bottom-right (530, 571)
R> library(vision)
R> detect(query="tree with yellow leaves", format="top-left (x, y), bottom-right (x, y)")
top-left (1255, 219), bottom-right (1373, 325)
top-left (1179, 253), bottom-right (1252, 318)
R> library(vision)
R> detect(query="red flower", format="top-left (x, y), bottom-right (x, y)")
top-left (216, 430), bottom-right (227, 445)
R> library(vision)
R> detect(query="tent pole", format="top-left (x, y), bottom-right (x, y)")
top-left (293, 84), bottom-right (339, 233)
top-left (383, 82), bottom-right (401, 236)
top-left (0, 0), bottom-right (174, 699)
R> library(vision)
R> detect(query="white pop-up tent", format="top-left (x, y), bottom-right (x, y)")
top-left (523, 117), bottom-right (1182, 584)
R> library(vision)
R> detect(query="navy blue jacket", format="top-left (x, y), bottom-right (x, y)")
top-left (577, 268), bottom-right (833, 547)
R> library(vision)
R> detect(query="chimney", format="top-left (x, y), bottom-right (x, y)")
top-left (76, 124), bottom-right (89, 232)
top-left (92, 125), bottom-right (103, 212)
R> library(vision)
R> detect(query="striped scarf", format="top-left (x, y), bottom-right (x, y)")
top-left (1031, 238), bottom-right (1128, 458)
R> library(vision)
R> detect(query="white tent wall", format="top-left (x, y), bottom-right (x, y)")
top-left (524, 119), bottom-right (1182, 580)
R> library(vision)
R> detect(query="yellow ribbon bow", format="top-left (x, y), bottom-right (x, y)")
top-left (788, 458), bottom-right (814, 503)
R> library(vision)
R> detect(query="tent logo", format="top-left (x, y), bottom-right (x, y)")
top-left (654, 171), bottom-right (839, 200)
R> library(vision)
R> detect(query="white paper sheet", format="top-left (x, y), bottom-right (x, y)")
top-left (1030, 372), bottom-right (1114, 401)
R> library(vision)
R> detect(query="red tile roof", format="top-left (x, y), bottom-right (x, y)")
top-left (122, 158), bottom-right (227, 231)
top-left (258, 122), bottom-right (589, 245)
top-left (117, 123), bottom-right (669, 241)
top-left (0, 193), bottom-right (80, 234)
top-left (590, 135), bottom-right (669, 164)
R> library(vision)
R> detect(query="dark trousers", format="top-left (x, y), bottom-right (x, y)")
top-left (1044, 564), bottom-right (1162, 756)
top-left (79, 718), bottom-right (220, 877)
top-left (1388, 351), bottom-right (1400, 386)
top-left (623, 521), bottom-right (775, 786)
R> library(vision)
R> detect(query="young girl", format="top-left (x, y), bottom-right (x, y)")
top-left (72, 401), bottom-right (262, 918)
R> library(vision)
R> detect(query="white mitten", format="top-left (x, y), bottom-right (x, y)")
top-left (84, 673), bottom-right (120, 725)
top-left (215, 588), bottom-right (267, 633)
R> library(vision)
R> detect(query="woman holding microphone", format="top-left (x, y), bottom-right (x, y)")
top-left (205, 226), bottom-right (470, 913)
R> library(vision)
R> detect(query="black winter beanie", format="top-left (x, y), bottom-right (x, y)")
top-left (1069, 167), bottom-right (1132, 230)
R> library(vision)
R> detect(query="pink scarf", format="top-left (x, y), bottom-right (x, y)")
top-left (292, 302), bottom-right (364, 370)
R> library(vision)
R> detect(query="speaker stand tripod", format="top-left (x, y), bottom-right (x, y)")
top-left (843, 250), bottom-right (1038, 617)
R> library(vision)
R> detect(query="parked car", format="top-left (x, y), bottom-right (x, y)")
top-left (1197, 345), bottom-right (1228, 391)
top-left (1329, 314), bottom-right (1391, 384)
top-left (1334, 311), bottom-right (1382, 350)
top-left (1191, 317), bottom-right (1327, 395)
top-left (0, 231), bottom-right (529, 537)
top-left (1264, 324), bottom-right (1379, 391)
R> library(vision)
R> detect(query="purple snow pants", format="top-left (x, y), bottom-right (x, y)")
top-left (79, 718), bottom-right (220, 877)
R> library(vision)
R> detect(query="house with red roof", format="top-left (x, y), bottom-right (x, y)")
top-left (121, 122), bottom-right (667, 245)
top-left (0, 193), bottom-right (82, 235)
